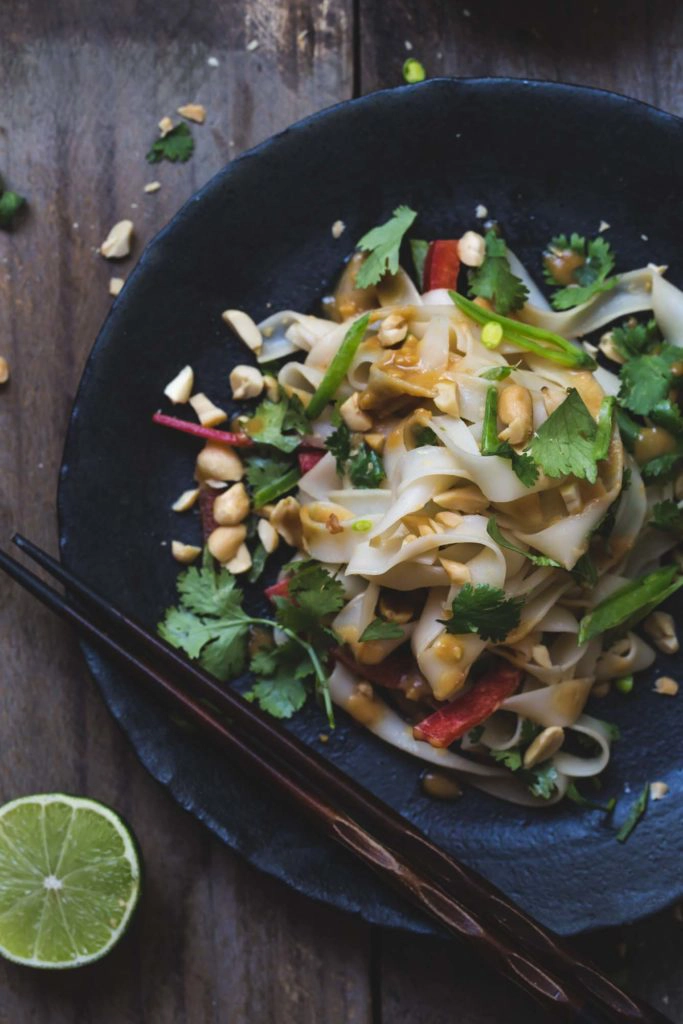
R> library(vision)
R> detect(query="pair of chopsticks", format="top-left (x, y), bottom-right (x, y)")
top-left (0, 536), bottom-right (671, 1024)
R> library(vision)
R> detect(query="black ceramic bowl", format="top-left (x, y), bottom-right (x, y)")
top-left (59, 78), bottom-right (683, 936)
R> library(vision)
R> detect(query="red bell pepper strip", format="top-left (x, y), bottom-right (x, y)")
top-left (423, 240), bottom-right (461, 291)
top-left (265, 578), bottom-right (290, 601)
top-left (413, 664), bottom-right (522, 748)
top-left (298, 449), bottom-right (325, 475)
top-left (153, 411), bottom-right (253, 447)
top-left (334, 647), bottom-right (427, 692)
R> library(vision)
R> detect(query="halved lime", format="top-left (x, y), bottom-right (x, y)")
top-left (0, 793), bottom-right (141, 968)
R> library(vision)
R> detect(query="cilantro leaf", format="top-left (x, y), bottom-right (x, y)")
top-left (410, 239), bottom-right (429, 290)
top-left (326, 422), bottom-right (352, 475)
top-left (245, 453), bottom-right (295, 492)
top-left (572, 552), bottom-right (598, 588)
top-left (651, 499), bottom-right (683, 533)
top-left (355, 206), bottom-right (417, 288)
top-left (641, 452), bottom-right (683, 483)
top-left (359, 619), bottom-right (405, 642)
top-left (486, 519), bottom-right (562, 568)
top-left (244, 675), bottom-right (308, 719)
top-left (524, 763), bottom-right (559, 800)
top-left (440, 583), bottom-right (523, 643)
top-left (285, 559), bottom-right (346, 620)
top-left (611, 318), bottom-right (661, 360)
top-left (618, 352), bottom-right (676, 416)
top-left (490, 747), bottom-right (523, 771)
top-left (468, 230), bottom-right (529, 314)
top-left (245, 395), bottom-right (307, 452)
top-left (510, 451), bottom-right (540, 487)
top-left (248, 542), bottom-right (268, 583)
top-left (616, 783), bottom-right (649, 843)
top-left (146, 122), bottom-right (194, 164)
top-left (158, 563), bottom-right (251, 681)
top-left (349, 443), bottom-right (385, 488)
top-left (544, 234), bottom-right (617, 310)
top-left (479, 366), bottom-right (512, 381)
top-left (413, 425), bottom-right (439, 446)
top-left (530, 389), bottom-right (614, 483)
top-left (0, 189), bottom-right (26, 229)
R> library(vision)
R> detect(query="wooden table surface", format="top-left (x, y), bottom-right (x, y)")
top-left (1, 2), bottom-right (682, 1021)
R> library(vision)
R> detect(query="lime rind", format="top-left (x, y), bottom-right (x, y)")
top-left (0, 794), bottom-right (141, 968)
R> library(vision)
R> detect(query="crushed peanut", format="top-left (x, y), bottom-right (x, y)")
top-left (213, 482), bottom-right (250, 526)
top-left (650, 781), bottom-right (669, 801)
top-left (457, 230), bottom-right (486, 268)
top-left (340, 392), bottom-right (372, 432)
top-left (229, 364), bottom-right (264, 400)
top-left (439, 558), bottom-right (472, 585)
top-left (378, 313), bottom-right (408, 347)
top-left (643, 611), bottom-right (679, 654)
top-left (263, 374), bottom-right (279, 402)
top-left (171, 540), bottom-right (202, 564)
top-left (270, 496), bottom-right (303, 548)
top-left (257, 518), bottom-right (279, 553)
top-left (100, 219), bottom-right (134, 259)
top-left (164, 365), bottom-right (194, 404)
top-left (221, 309), bottom-right (262, 353)
top-left (195, 442), bottom-right (244, 482)
top-left (226, 542), bottom-right (252, 574)
top-left (177, 103), bottom-right (206, 124)
top-left (654, 676), bottom-right (679, 696)
top-left (331, 219), bottom-right (346, 239)
top-left (207, 524), bottom-right (247, 563)
top-left (158, 116), bottom-right (175, 137)
top-left (109, 277), bottom-right (125, 297)
top-left (189, 392), bottom-right (228, 427)
top-left (171, 488), bottom-right (200, 512)
top-left (144, 181), bottom-right (161, 194)
top-left (523, 726), bottom-right (565, 769)
top-left (0, 357), bottom-right (10, 384)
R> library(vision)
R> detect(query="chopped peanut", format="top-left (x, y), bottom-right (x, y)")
top-left (158, 116), bottom-right (174, 137)
top-left (438, 558), bottom-right (472, 585)
top-left (221, 309), bottom-right (262, 353)
top-left (340, 393), bottom-right (372, 432)
top-left (434, 511), bottom-right (462, 529)
top-left (433, 382), bottom-right (459, 417)
top-left (650, 782), bottom-right (669, 801)
top-left (263, 374), bottom-right (280, 402)
top-left (433, 634), bottom-right (463, 661)
top-left (257, 518), bottom-right (279, 553)
top-left (164, 365), bottom-right (194, 404)
top-left (654, 676), bottom-right (679, 696)
top-left (0, 357), bottom-right (9, 384)
top-left (498, 383), bottom-right (533, 446)
top-left (109, 277), bottom-right (125, 297)
top-left (531, 644), bottom-right (552, 669)
top-left (364, 433), bottom-right (385, 453)
top-left (171, 540), bottom-right (202, 564)
top-left (270, 496), bottom-right (303, 548)
top-left (643, 611), bottom-right (679, 654)
top-left (189, 392), bottom-right (228, 427)
top-left (598, 331), bottom-right (626, 365)
top-left (434, 486), bottom-right (488, 514)
top-left (457, 230), bottom-right (486, 268)
top-left (331, 220), bottom-right (346, 238)
top-left (177, 103), bottom-right (206, 124)
top-left (230, 364), bottom-right (264, 400)
top-left (172, 488), bottom-right (200, 512)
top-left (195, 442), bottom-right (244, 482)
top-left (523, 726), bottom-right (565, 768)
top-left (144, 181), bottom-right (161, 194)
top-left (213, 482), bottom-right (250, 525)
top-left (100, 219), bottom-right (134, 259)
top-left (378, 313), bottom-right (408, 347)
top-left (226, 542), bottom-right (252, 574)
top-left (207, 525), bottom-right (247, 563)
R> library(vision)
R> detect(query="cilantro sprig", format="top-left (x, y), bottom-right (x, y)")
top-left (244, 394), bottom-right (308, 453)
top-left (159, 555), bottom-right (344, 726)
top-left (543, 233), bottom-right (617, 310)
top-left (0, 185), bottom-right (26, 229)
top-left (146, 122), bottom-right (195, 164)
top-left (440, 583), bottom-right (524, 643)
top-left (326, 422), bottom-right (385, 488)
top-left (468, 230), bottom-right (529, 314)
top-left (611, 318), bottom-right (661, 360)
top-left (355, 206), bottom-right (417, 289)
top-left (530, 389), bottom-right (614, 484)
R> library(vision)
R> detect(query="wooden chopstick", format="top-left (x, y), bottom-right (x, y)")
top-left (1, 539), bottom-right (671, 1024)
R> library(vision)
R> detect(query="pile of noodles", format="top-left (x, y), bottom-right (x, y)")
top-left (253, 259), bottom-right (683, 805)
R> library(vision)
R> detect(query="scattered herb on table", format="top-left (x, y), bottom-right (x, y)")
top-left (146, 122), bottom-right (194, 164)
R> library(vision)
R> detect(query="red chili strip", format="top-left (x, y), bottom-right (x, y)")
top-left (298, 449), bottom-right (325, 474)
top-left (198, 487), bottom-right (220, 540)
top-left (413, 664), bottom-right (522, 748)
top-left (265, 578), bottom-right (290, 601)
top-left (423, 239), bottom-right (461, 291)
top-left (153, 411), bottom-right (253, 447)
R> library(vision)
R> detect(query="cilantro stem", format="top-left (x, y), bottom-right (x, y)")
top-left (450, 292), bottom-right (596, 369)
top-left (249, 617), bottom-right (335, 727)
top-left (305, 314), bottom-right (370, 421)
top-left (253, 467), bottom-right (299, 508)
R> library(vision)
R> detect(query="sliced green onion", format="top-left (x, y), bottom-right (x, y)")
top-left (403, 58), bottom-right (426, 84)
top-left (450, 291), bottom-right (596, 369)
top-left (481, 322), bottom-right (503, 349)
top-left (352, 519), bottom-right (373, 532)
top-left (481, 387), bottom-right (501, 455)
top-left (253, 467), bottom-right (299, 508)
top-left (615, 675), bottom-right (634, 694)
top-left (479, 365), bottom-right (512, 381)
top-left (616, 782), bottom-right (649, 843)
top-left (578, 565), bottom-right (683, 645)
top-left (305, 313), bottom-right (370, 421)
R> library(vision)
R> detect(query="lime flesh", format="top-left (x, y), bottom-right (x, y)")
top-left (0, 794), bottom-right (141, 968)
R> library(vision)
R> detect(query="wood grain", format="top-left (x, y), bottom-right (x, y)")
top-left (1, 0), bottom-right (683, 1022)
top-left (0, 3), bottom-right (367, 1023)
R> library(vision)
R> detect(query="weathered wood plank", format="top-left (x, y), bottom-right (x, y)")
top-left (0, 3), bottom-right (365, 1023)
top-left (359, 2), bottom-right (683, 1021)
